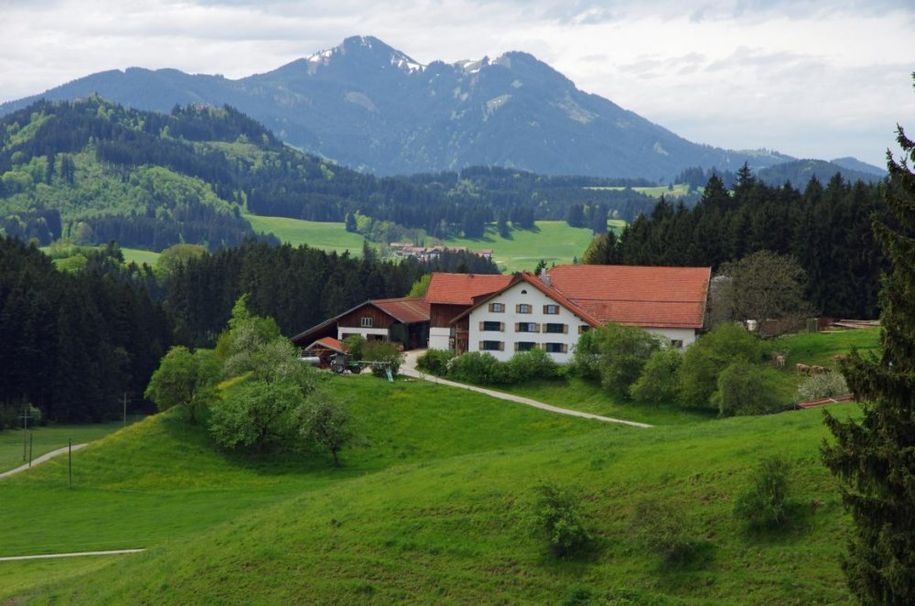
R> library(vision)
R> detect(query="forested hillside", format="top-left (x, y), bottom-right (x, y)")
top-left (0, 97), bottom-right (657, 250)
top-left (586, 167), bottom-right (887, 318)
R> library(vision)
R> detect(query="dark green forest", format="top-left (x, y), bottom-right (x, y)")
top-left (0, 236), bottom-right (495, 425)
top-left (585, 167), bottom-right (887, 318)
top-left (0, 98), bottom-right (657, 248)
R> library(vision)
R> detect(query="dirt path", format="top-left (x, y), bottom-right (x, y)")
top-left (0, 549), bottom-right (144, 562)
top-left (0, 443), bottom-right (87, 480)
top-left (401, 351), bottom-right (652, 429)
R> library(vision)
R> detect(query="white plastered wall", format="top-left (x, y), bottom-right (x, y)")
top-left (429, 327), bottom-right (451, 350)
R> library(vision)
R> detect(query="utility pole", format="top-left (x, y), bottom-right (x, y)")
top-left (28, 433), bottom-right (32, 467)
top-left (123, 392), bottom-right (128, 427)
top-left (68, 439), bottom-right (72, 489)
top-left (19, 406), bottom-right (31, 462)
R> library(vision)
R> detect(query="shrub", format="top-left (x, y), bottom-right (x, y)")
top-left (448, 352), bottom-right (510, 385)
top-left (297, 392), bottom-right (353, 466)
top-left (583, 323), bottom-right (661, 400)
top-left (734, 456), bottom-right (793, 530)
top-left (797, 372), bottom-right (849, 400)
top-left (571, 329), bottom-right (601, 380)
top-left (630, 348), bottom-right (682, 404)
top-left (530, 482), bottom-right (592, 558)
top-left (630, 499), bottom-right (702, 565)
top-left (145, 346), bottom-right (223, 423)
top-left (508, 348), bottom-right (561, 382)
top-left (712, 362), bottom-right (782, 417)
top-left (416, 349), bottom-right (455, 376)
top-left (677, 323), bottom-right (762, 410)
top-left (362, 340), bottom-right (404, 378)
top-left (342, 334), bottom-right (365, 361)
top-left (208, 381), bottom-right (305, 452)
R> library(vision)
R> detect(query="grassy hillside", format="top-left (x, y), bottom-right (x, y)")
top-left (0, 421), bottom-right (136, 472)
top-left (244, 216), bottom-right (619, 272)
top-left (244, 214), bottom-right (369, 255)
top-left (18, 403), bottom-right (858, 605)
top-left (443, 220), bottom-right (622, 272)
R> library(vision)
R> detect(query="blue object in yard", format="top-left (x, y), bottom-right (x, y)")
top-left (385, 367), bottom-right (394, 382)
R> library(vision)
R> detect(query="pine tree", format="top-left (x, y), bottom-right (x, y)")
top-left (822, 120), bottom-right (915, 604)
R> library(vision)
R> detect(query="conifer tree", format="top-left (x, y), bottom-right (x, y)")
top-left (822, 116), bottom-right (915, 604)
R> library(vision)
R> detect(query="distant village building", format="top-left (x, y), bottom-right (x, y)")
top-left (389, 243), bottom-right (493, 262)
top-left (292, 265), bottom-right (711, 363)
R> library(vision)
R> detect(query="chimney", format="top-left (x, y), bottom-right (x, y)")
top-left (539, 267), bottom-right (551, 287)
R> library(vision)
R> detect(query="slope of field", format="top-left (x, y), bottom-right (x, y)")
top-left (244, 215), bottom-right (369, 255)
top-left (443, 220), bottom-right (620, 272)
top-left (20, 403), bottom-right (858, 605)
top-left (587, 184), bottom-right (691, 198)
top-left (0, 421), bottom-right (134, 473)
top-left (243, 216), bottom-right (618, 272)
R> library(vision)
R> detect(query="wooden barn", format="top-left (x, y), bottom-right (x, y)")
top-left (291, 297), bottom-right (431, 352)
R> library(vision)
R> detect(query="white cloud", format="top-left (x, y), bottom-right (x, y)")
top-left (0, 0), bottom-right (912, 166)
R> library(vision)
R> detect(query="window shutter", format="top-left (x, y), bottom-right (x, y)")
top-left (500, 322), bottom-right (505, 332)
top-left (478, 341), bottom-right (483, 351)
top-left (563, 344), bottom-right (569, 353)
top-left (563, 324), bottom-right (568, 334)
top-left (479, 321), bottom-right (484, 331)
top-left (499, 342), bottom-right (504, 351)
top-left (535, 323), bottom-right (542, 333)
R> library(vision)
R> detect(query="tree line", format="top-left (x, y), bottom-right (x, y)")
top-left (584, 166), bottom-right (887, 318)
top-left (0, 235), bottom-right (496, 424)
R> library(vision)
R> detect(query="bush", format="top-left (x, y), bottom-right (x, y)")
top-left (297, 392), bottom-right (353, 466)
top-left (145, 346), bottom-right (223, 423)
top-left (530, 482), bottom-right (592, 558)
top-left (630, 499), bottom-right (703, 565)
top-left (734, 456), bottom-right (793, 530)
top-left (712, 362), bottom-right (782, 416)
top-left (416, 349), bottom-right (455, 376)
top-left (571, 329), bottom-right (601, 380)
top-left (448, 351), bottom-right (510, 384)
top-left (208, 380), bottom-right (305, 452)
top-left (677, 323), bottom-right (762, 410)
top-left (362, 341), bottom-right (404, 378)
top-left (630, 348), bottom-right (682, 404)
top-left (595, 324), bottom-right (660, 399)
top-left (797, 372), bottom-right (849, 400)
top-left (508, 348), bottom-right (561, 382)
top-left (342, 334), bottom-right (365, 361)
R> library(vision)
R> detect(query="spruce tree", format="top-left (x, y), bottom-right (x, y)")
top-left (822, 119), bottom-right (915, 604)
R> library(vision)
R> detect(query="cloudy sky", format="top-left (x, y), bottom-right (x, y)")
top-left (2, 0), bottom-right (912, 166)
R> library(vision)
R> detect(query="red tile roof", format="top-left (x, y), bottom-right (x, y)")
top-left (451, 265), bottom-right (711, 330)
top-left (372, 297), bottom-right (431, 324)
top-left (306, 336), bottom-right (348, 353)
top-left (547, 265), bottom-right (711, 329)
top-left (424, 273), bottom-right (514, 305)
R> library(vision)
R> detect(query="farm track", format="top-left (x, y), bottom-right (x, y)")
top-left (0, 443), bottom-right (87, 480)
top-left (401, 351), bottom-right (653, 428)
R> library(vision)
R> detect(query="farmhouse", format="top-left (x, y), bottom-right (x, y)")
top-left (451, 265), bottom-right (711, 363)
top-left (292, 265), bottom-right (710, 363)
top-left (424, 272), bottom-right (514, 350)
top-left (291, 297), bottom-right (431, 351)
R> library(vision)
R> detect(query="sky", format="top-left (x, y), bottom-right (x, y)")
top-left (1, 0), bottom-right (913, 167)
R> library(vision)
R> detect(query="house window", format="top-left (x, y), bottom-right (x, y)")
top-left (578, 325), bottom-right (591, 334)
top-left (360, 316), bottom-right (373, 328)
top-left (488, 302), bottom-right (505, 313)
top-left (481, 321), bottom-right (503, 332)
top-left (544, 343), bottom-right (568, 354)
top-left (544, 323), bottom-right (566, 334)
top-left (543, 304), bottom-right (560, 315)
top-left (515, 322), bottom-right (539, 333)
top-left (671, 339), bottom-right (684, 349)
top-left (480, 340), bottom-right (504, 351)
top-left (516, 304), bottom-right (532, 314)
top-left (515, 341), bottom-right (537, 352)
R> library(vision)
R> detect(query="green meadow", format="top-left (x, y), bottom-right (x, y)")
top-left (1, 329), bottom-right (875, 604)
top-left (0, 421), bottom-right (133, 473)
top-left (244, 214), bottom-right (370, 254)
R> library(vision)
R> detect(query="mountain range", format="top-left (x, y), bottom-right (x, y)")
top-left (0, 35), bottom-right (817, 181)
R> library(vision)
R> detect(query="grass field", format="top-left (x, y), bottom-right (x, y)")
top-left (443, 220), bottom-right (621, 272)
top-left (244, 214), bottom-right (370, 254)
top-left (0, 421), bottom-right (137, 473)
top-left (586, 183), bottom-right (691, 198)
top-left (121, 248), bottom-right (161, 265)
top-left (243, 215), bottom-right (619, 272)
top-left (3, 330), bottom-right (875, 604)
top-left (14, 402), bottom-right (859, 605)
